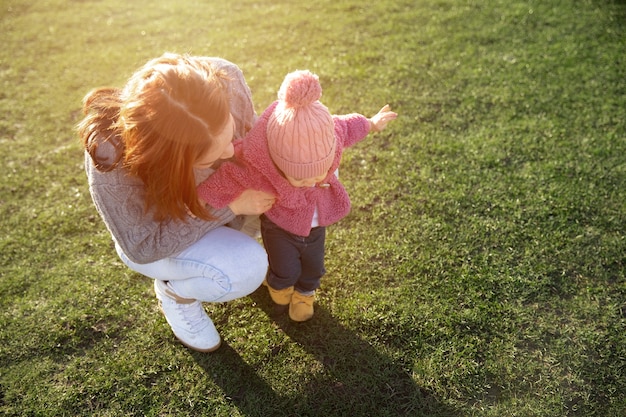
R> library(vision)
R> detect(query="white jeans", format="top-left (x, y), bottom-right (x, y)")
top-left (116, 226), bottom-right (267, 302)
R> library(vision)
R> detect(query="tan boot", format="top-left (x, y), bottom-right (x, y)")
top-left (289, 291), bottom-right (315, 322)
top-left (263, 280), bottom-right (294, 306)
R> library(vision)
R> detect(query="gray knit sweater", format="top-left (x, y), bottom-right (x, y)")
top-left (84, 57), bottom-right (257, 264)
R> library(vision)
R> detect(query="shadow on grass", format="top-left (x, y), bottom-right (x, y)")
top-left (601, 0), bottom-right (626, 20)
top-left (191, 288), bottom-right (462, 417)
top-left (191, 342), bottom-right (286, 415)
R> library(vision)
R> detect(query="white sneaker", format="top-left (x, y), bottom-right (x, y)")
top-left (153, 280), bottom-right (221, 352)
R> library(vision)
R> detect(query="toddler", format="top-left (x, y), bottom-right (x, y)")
top-left (197, 69), bottom-right (396, 321)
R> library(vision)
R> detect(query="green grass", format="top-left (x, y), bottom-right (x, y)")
top-left (1, 0), bottom-right (625, 415)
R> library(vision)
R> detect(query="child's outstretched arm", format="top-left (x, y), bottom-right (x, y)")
top-left (332, 105), bottom-right (397, 149)
top-left (369, 104), bottom-right (398, 132)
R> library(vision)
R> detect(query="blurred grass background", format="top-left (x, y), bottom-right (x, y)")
top-left (1, 0), bottom-right (625, 415)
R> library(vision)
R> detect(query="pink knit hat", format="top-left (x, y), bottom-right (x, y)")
top-left (267, 70), bottom-right (336, 179)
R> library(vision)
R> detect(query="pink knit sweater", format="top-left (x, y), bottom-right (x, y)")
top-left (197, 101), bottom-right (371, 237)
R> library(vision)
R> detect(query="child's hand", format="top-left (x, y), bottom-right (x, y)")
top-left (369, 104), bottom-right (398, 132)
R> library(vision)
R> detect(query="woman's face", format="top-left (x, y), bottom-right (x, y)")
top-left (194, 114), bottom-right (235, 169)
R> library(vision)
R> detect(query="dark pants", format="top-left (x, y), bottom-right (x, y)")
top-left (261, 215), bottom-right (326, 294)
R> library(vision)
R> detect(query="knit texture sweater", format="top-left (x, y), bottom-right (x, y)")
top-left (84, 57), bottom-right (256, 264)
top-left (197, 102), bottom-right (371, 237)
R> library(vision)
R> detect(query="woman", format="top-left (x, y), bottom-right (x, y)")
top-left (77, 53), bottom-right (275, 352)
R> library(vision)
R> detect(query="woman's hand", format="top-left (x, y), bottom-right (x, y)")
top-left (228, 189), bottom-right (276, 215)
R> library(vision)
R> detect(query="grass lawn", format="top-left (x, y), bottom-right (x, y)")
top-left (1, 0), bottom-right (625, 415)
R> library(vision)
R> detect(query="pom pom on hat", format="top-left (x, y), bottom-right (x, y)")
top-left (267, 70), bottom-right (336, 180)
top-left (278, 70), bottom-right (323, 108)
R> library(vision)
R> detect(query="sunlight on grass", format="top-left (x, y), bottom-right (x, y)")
top-left (1, 0), bottom-right (625, 416)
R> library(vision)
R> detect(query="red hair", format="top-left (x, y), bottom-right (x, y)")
top-left (78, 53), bottom-right (231, 222)
top-left (78, 87), bottom-right (124, 172)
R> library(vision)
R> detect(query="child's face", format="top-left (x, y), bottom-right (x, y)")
top-left (284, 173), bottom-right (328, 188)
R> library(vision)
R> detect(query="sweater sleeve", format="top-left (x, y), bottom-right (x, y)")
top-left (196, 157), bottom-right (252, 209)
top-left (332, 114), bottom-right (371, 148)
